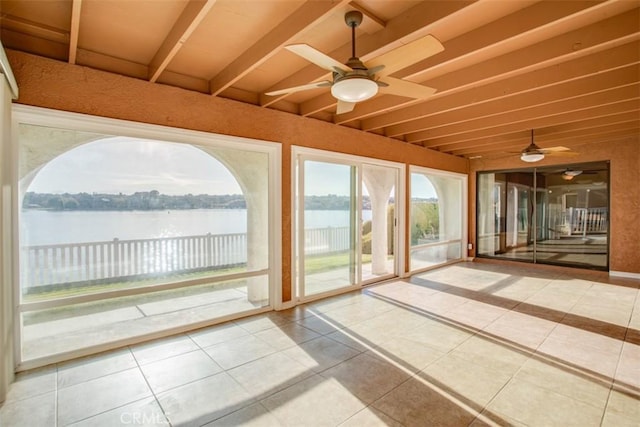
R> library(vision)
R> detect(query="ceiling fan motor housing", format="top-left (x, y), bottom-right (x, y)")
top-left (344, 10), bottom-right (363, 28)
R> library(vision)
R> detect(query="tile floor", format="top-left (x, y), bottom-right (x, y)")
top-left (1, 261), bottom-right (639, 426)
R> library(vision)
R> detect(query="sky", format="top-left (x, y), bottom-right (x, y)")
top-left (28, 136), bottom-right (437, 199)
top-left (28, 137), bottom-right (242, 195)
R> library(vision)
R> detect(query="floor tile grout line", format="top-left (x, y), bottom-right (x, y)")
top-left (54, 365), bottom-right (59, 427)
top-left (129, 345), bottom-right (172, 427)
top-left (601, 285), bottom-right (640, 426)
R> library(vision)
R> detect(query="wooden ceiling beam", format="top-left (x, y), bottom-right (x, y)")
top-left (386, 64), bottom-right (640, 137)
top-left (148, 0), bottom-right (217, 83)
top-left (333, 1), bottom-right (628, 124)
top-left (461, 127), bottom-right (640, 159)
top-left (448, 111), bottom-right (640, 154)
top-left (208, 0), bottom-right (350, 96)
top-left (0, 15), bottom-right (69, 44)
top-left (410, 83), bottom-right (639, 144)
top-left (452, 119), bottom-right (640, 156)
top-left (357, 6), bottom-right (640, 131)
top-left (402, 1), bottom-right (634, 83)
top-left (358, 40), bottom-right (639, 131)
top-left (68, 0), bottom-right (82, 64)
top-left (0, 29), bottom-right (68, 61)
top-left (414, 98), bottom-right (639, 148)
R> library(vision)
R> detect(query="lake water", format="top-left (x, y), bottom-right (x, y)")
top-left (21, 209), bottom-right (372, 246)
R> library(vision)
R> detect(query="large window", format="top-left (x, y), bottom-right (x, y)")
top-left (476, 162), bottom-right (609, 270)
top-left (15, 107), bottom-right (280, 367)
top-left (409, 167), bottom-right (467, 272)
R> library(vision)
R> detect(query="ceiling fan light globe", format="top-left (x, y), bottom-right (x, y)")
top-left (520, 152), bottom-right (544, 162)
top-left (331, 78), bottom-right (378, 102)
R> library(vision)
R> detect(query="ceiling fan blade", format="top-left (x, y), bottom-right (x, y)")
top-left (265, 80), bottom-right (332, 96)
top-left (541, 146), bottom-right (572, 152)
top-left (366, 34), bottom-right (444, 77)
top-left (285, 44), bottom-right (352, 73)
top-left (546, 151), bottom-right (580, 157)
top-left (336, 100), bottom-right (356, 114)
top-left (377, 77), bottom-right (437, 99)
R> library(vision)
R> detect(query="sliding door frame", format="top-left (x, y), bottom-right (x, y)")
top-left (475, 163), bottom-right (610, 271)
top-left (291, 146), bottom-right (405, 303)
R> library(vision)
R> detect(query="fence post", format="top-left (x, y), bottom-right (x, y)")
top-left (113, 238), bottom-right (120, 277)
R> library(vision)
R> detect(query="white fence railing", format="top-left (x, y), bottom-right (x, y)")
top-left (304, 226), bottom-right (350, 256)
top-left (21, 233), bottom-right (247, 289)
top-left (566, 207), bottom-right (608, 236)
top-left (22, 227), bottom-right (352, 289)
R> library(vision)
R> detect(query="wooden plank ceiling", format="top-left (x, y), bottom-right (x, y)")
top-left (1, 0), bottom-right (638, 160)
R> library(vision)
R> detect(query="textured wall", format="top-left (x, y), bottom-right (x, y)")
top-left (9, 48), bottom-right (638, 287)
top-left (469, 137), bottom-right (640, 274)
top-left (7, 50), bottom-right (469, 302)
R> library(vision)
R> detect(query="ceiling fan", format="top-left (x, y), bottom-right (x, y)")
top-left (520, 130), bottom-right (579, 162)
top-left (265, 10), bottom-right (444, 114)
top-left (559, 168), bottom-right (599, 180)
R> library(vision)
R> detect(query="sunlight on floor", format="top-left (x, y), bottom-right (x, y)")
top-left (2, 261), bottom-right (639, 426)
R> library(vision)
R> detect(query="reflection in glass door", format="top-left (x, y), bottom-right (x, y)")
top-left (477, 162), bottom-right (609, 270)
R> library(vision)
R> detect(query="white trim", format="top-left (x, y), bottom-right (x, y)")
top-left (293, 145), bottom-right (404, 170)
top-left (293, 152), bottom-right (303, 302)
top-left (609, 270), bottom-right (640, 280)
top-left (269, 143), bottom-right (284, 310)
top-left (0, 41), bottom-right (18, 99)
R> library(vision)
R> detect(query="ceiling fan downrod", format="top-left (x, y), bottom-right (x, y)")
top-left (344, 10), bottom-right (363, 61)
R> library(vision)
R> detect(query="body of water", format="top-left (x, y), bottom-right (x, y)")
top-left (21, 209), bottom-right (373, 246)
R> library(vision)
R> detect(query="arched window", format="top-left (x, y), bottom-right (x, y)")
top-left (16, 110), bottom-right (278, 366)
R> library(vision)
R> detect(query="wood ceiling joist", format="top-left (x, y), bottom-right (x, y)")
top-left (0, 15), bottom-right (69, 44)
top-left (0, 29), bottom-right (68, 61)
top-left (354, 6), bottom-right (640, 131)
top-left (449, 111), bottom-right (640, 155)
top-left (410, 82), bottom-right (639, 144)
top-left (464, 127), bottom-right (640, 160)
top-left (386, 65), bottom-right (640, 138)
top-left (415, 98), bottom-right (640, 148)
top-left (68, 0), bottom-right (82, 64)
top-left (357, 40), bottom-right (640, 131)
top-left (319, 0), bottom-right (621, 122)
top-left (260, 0), bottom-right (475, 108)
top-left (451, 118), bottom-right (640, 157)
top-left (208, 0), bottom-right (351, 96)
top-left (400, 0), bottom-right (631, 83)
top-left (301, 0), bottom-right (582, 116)
top-left (75, 49), bottom-right (149, 80)
top-left (148, 0), bottom-right (217, 83)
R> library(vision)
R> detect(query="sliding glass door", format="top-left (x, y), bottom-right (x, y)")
top-left (477, 162), bottom-right (609, 270)
top-left (301, 160), bottom-right (357, 296)
top-left (296, 152), bottom-right (399, 300)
